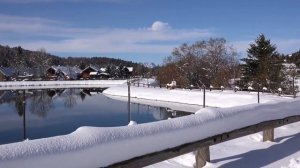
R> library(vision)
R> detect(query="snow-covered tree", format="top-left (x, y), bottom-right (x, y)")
top-left (281, 62), bottom-right (298, 95)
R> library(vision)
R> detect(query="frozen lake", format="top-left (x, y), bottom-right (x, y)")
top-left (0, 88), bottom-right (191, 145)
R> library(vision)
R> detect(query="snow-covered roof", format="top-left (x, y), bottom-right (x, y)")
top-left (17, 68), bottom-right (34, 77)
top-left (50, 66), bottom-right (81, 79)
top-left (81, 65), bottom-right (101, 73)
top-left (89, 72), bottom-right (98, 75)
top-left (100, 67), bottom-right (106, 72)
top-left (126, 67), bottom-right (133, 72)
top-left (0, 67), bottom-right (15, 76)
top-left (99, 72), bottom-right (110, 76)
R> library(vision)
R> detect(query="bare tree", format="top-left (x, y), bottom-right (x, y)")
top-left (161, 38), bottom-right (239, 88)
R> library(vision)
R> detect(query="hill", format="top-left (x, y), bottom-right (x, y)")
top-left (0, 45), bottom-right (150, 76)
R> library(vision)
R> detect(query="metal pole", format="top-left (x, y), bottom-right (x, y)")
top-left (257, 84), bottom-right (260, 104)
top-left (23, 90), bottom-right (26, 140)
top-left (293, 76), bottom-right (296, 98)
top-left (127, 79), bottom-right (131, 122)
top-left (203, 85), bottom-right (206, 108)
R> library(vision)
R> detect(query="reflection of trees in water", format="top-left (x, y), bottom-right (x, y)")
top-left (151, 107), bottom-right (169, 120)
top-left (30, 90), bottom-right (54, 118)
top-left (152, 107), bottom-right (191, 120)
top-left (63, 89), bottom-right (77, 108)
top-left (79, 91), bottom-right (86, 101)
top-left (14, 92), bottom-right (24, 117)
top-left (7, 88), bottom-right (103, 117)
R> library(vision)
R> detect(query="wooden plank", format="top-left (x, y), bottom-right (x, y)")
top-left (195, 146), bottom-right (210, 168)
top-left (107, 115), bottom-right (300, 168)
top-left (263, 129), bottom-right (274, 142)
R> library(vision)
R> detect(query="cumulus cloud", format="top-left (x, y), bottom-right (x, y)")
top-left (150, 21), bottom-right (170, 32)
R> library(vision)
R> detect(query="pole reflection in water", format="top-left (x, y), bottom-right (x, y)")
top-left (22, 90), bottom-right (26, 140)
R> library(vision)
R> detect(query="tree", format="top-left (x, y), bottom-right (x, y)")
top-left (159, 38), bottom-right (239, 88)
top-left (241, 34), bottom-right (283, 91)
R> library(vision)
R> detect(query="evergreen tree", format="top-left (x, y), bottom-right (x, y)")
top-left (241, 34), bottom-right (283, 91)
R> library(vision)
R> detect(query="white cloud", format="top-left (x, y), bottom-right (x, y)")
top-left (150, 21), bottom-right (170, 32)
top-left (0, 16), bottom-right (214, 54)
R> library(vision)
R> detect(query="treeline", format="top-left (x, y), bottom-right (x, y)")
top-left (0, 45), bottom-right (152, 76)
top-left (284, 50), bottom-right (300, 66)
top-left (156, 35), bottom-right (300, 94)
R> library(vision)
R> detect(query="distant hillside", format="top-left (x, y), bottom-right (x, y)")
top-left (286, 50), bottom-right (300, 67)
top-left (288, 50), bottom-right (300, 67)
top-left (0, 45), bottom-right (151, 76)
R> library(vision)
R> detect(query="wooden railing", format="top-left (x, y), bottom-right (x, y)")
top-left (107, 115), bottom-right (300, 168)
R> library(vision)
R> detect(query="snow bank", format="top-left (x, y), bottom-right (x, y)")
top-left (0, 80), bottom-right (126, 90)
top-left (105, 94), bottom-right (202, 113)
top-left (103, 86), bottom-right (290, 108)
top-left (283, 157), bottom-right (300, 168)
top-left (0, 98), bottom-right (299, 168)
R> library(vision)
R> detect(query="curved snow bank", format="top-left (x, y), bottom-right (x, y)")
top-left (103, 86), bottom-right (290, 108)
top-left (0, 80), bottom-right (126, 90)
top-left (0, 99), bottom-right (299, 168)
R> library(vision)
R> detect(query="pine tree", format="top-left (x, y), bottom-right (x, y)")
top-left (241, 34), bottom-right (283, 91)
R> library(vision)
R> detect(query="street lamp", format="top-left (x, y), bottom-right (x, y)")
top-left (127, 78), bottom-right (131, 122)
top-left (202, 84), bottom-right (206, 108)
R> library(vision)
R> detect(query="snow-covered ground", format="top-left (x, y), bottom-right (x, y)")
top-left (0, 85), bottom-right (299, 168)
top-left (0, 80), bottom-right (126, 90)
top-left (103, 85), bottom-right (291, 108)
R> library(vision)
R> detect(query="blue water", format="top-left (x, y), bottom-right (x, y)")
top-left (0, 88), bottom-right (189, 145)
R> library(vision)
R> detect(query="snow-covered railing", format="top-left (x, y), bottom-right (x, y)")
top-left (0, 99), bottom-right (299, 168)
top-left (110, 115), bottom-right (300, 168)
top-left (0, 80), bottom-right (127, 90)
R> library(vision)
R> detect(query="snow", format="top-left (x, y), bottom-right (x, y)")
top-left (0, 85), bottom-right (299, 168)
top-left (0, 80), bottom-right (126, 90)
top-left (128, 120), bottom-right (138, 126)
top-left (103, 85), bottom-right (290, 108)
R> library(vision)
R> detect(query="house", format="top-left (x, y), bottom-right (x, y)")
top-left (80, 65), bottom-right (100, 79)
top-left (81, 65), bottom-right (109, 79)
top-left (46, 66), bottom-right (81, 80)
top-left (16, 68), bottom-right (34, 81)
top-left (123, 67), bottom-right (133, 78)
top-left (0, 67), bottom-right (15, 81)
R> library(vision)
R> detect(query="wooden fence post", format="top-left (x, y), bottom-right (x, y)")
top-left (263, 128), bottom-right (274, 142)
top-left (195, 146), bottom-right (210, 168)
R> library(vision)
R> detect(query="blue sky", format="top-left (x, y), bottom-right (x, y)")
top-left (0, 0), bottom-right (299, 64)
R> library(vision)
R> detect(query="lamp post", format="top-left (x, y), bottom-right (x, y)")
top-left (203, 84), bottom-right (206, 108)
top-left (127, 78), bottom-right (131, 122)
top-left (257, 83), bottom-right (260, 104)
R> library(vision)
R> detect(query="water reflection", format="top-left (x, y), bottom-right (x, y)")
top-left (30, 90), bottom-right (54, 118)
top-left (0, 88), bottom-right (191, 145)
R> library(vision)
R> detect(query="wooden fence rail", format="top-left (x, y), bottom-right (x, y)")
top-left (108, 115), bottom-right (300, 168)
